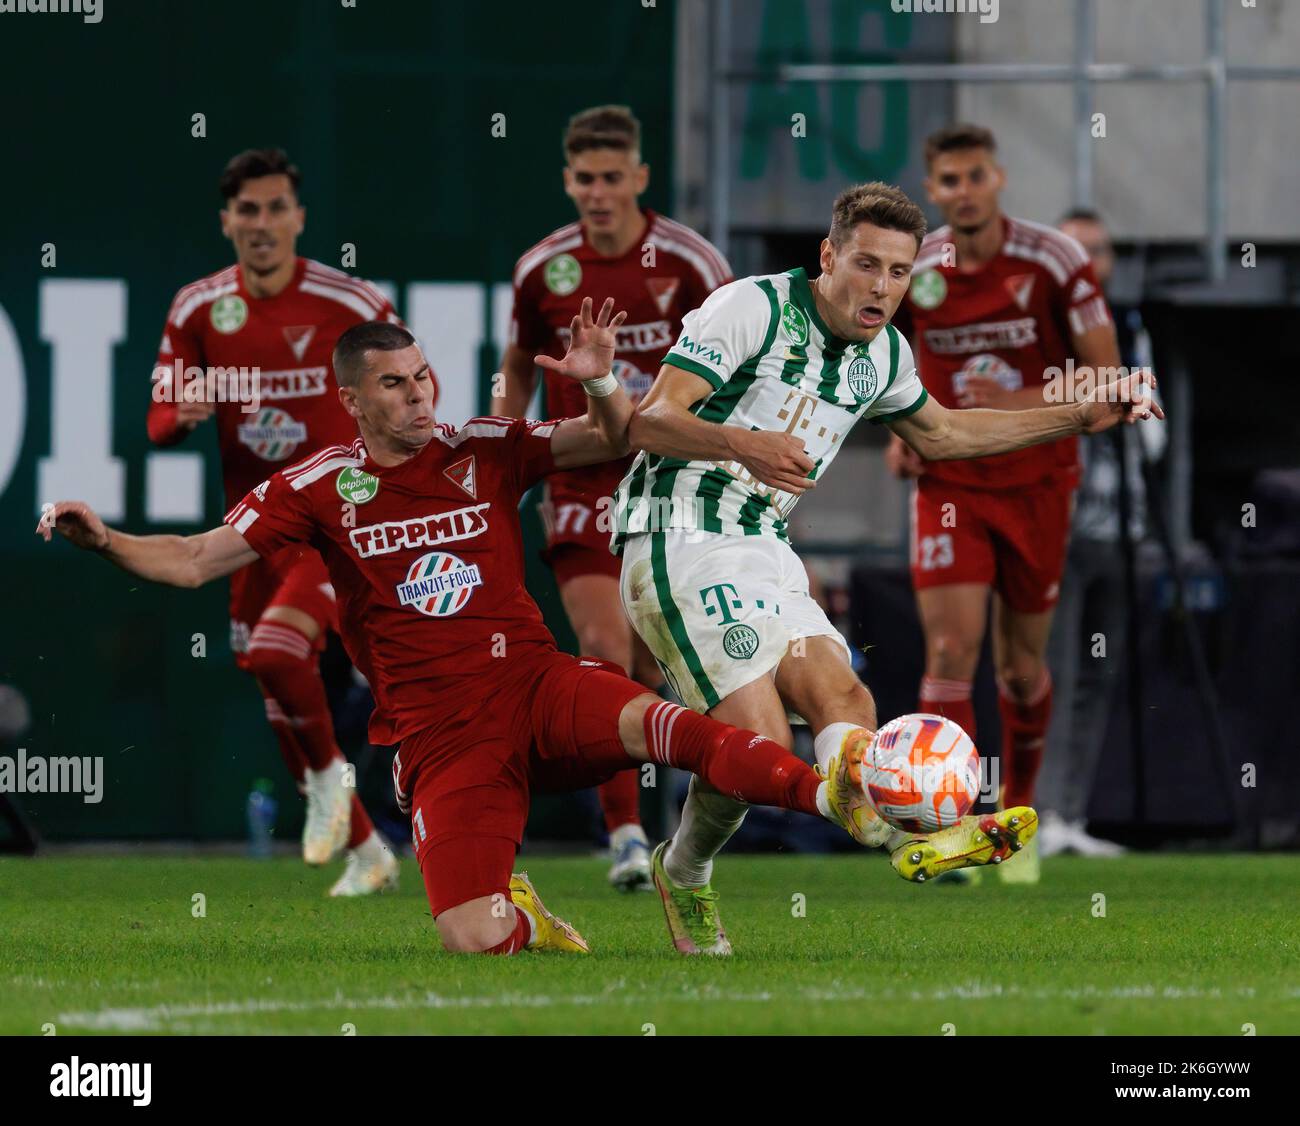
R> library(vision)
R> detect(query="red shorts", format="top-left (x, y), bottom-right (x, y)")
top-left (538, 490), bottom-right (621, 584)
top-left (229, 545), bottom-right (339, 671)
top-left (910, 478), bottom-right (1074, 614)
top-left (392, 651), bottom-right (646, 917)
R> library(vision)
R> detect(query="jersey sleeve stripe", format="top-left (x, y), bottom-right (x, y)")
top-left (870, 387), bottom-right (929, 424)
top-left (169, 279), bottom-right (240, 329)
top-left (663, 352), bottom-right (724, 390)
top-left (287, 452), bottom-right (366, 491)
top-left (652, 229), bottom-right (730, 291)
top-left (652, 216), bottom-right (734, 286)
top-left (229, 507), bottom-right (260, 534)
top-left (299, 279), bottom-right (382, 321)
top-left (303, 263), bottom-right (389, 310)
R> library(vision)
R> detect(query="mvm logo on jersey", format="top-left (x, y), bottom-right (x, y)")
top-left (444, 455), bottom-right (477, 499)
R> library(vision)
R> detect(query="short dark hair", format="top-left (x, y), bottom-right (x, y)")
top-left (564, 105), bottom-right (641, 160)
top-left (923, 123), bottom-right (997, 169)
top-left (1058, 206), bottom-right (1105, 226)
top-left (829, 182), bottom-right (928, 252)
top-left (333, 321), bottom-right (418, 388)
top-left (219, 148), bottom-right (302, 203)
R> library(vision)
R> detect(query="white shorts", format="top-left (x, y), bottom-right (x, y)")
top-left (618, 530), bottom-right (851, 717)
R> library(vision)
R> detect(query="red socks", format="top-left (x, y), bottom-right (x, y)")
top-left (246, 621), bottom-right (339, 771)
top-left (919, 676), bottom-right (977, 741)
top-left (596, 771), bottom-right (641, 833)
top-left (249, 619), bottom-right (376, 848)
top-left (998, 668), bottom-right (1052, 808)
top-left (641, 701), bottom-right (821, 816)
top-left (484, 908), bottom-right (532, 956)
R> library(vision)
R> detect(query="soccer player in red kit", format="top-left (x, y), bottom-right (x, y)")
top-left (40, 301), bottom-right (895, 955)
top-left (492, 106), bottom-right (733, 890)
top-left (148, 148), bottom-right (418, 895)
top-left (886, 125), bottom-right (1124, 884)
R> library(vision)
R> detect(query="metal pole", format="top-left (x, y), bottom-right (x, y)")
top-left (708, 0), bottom-right (733, 262)
top-left (1073, 0), bottom-right (1097, 210)
top-left (1206, 0), bottom-right (1229, 285)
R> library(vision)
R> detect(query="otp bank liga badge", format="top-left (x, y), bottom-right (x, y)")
top-left (397, 551), bottom-right (483, 617)
top-left (909, 270), bottom-right (947, 310)
top-left (847, 350), bottom-right (878, 402)
top-left (336, 467), bottom-right (380, 504)
top-left (210, 294), bottom-right (248, 333)
top-left (545, 253), bottom-right (582, 296)
top-left (781, 301), bottom-right (809, 345)
top-left (237, 408), bottom-right (308, 461)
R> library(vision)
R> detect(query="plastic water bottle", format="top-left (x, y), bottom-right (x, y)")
top-left (246, 779), bottom-right (278, 859)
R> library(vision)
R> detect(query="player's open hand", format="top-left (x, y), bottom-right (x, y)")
top-left (885, 433), bottom-right (926, 479)
top-left (729, 430), bottom-right (817, 496)
top-left (534, 296), bottom-right (628, 385)
top-left (35, 501), bottom-right (111, 552)
top-left (1079, 368), bottom-right (1165, 434)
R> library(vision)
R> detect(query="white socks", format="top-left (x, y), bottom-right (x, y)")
top-left (353, 830), bottom-right (387, 864)
top-left (664, 776), bottom-right (749, 888)
top-left (813, 721), bottom-right (862, 775)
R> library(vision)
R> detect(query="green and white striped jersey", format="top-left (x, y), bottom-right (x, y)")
top-left (612, 267), bottom-right (928, 548)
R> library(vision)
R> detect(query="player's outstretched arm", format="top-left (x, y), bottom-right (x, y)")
top-left (891, 369), bottom-right (1163, 462)
top-left (36, 502), bottom-right (257, 589)
top-left (630, 365), bottom-right (817, 496)
top-left (541, 297), bottom-right (636, 470)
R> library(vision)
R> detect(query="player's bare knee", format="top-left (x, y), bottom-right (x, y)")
top-left (927, 633), bottom-right (979, 679)
top-left (435, 909), bottom-right (510, 954)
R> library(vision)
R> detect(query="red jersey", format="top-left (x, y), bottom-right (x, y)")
top-left (148, 257), bottom-right (424, 511)
top-left (225, 417), bottom-right (564, 746)
top-left (902, 216), bottom-right (1111, 490)
top-left (510, 209), bottom-right (731, 509)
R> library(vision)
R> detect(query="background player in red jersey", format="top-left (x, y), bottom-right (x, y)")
top-left (886, 124), bottom-right (1128, 884)
top-left (39, 301), bottom-right (899, 955)
top-left (492, 106), bottom-right (733, 890)
top-left (147, 148), bottom-right (420, 895)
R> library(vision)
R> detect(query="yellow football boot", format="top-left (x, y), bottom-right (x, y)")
top-left (509, 871), bottom-right (591, 953)
top-left (890, 806), bottom-right (1039, 883)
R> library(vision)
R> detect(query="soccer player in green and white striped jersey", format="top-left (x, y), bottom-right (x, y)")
top-left (613, 182), bottom-right (1162, 954)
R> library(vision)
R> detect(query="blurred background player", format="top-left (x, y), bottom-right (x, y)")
top-left (1037, 208), bottom-right (1165, 859)
top-left (492, 105), bottom-right (733, 890)
top-left (147, 148), bottom-right (416, 895)
top-left (886, 125), bottom-right (1123, 884)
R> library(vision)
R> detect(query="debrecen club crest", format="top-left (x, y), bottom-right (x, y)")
top-left (396, 551), bottom-right (483, 616)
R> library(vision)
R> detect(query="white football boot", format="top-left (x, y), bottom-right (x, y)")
top-left (302, 757), bottom-right (351, 866)
top-left (1037, 810), bottom-right (1075, 858)
top-left (607, 824), bottom-right (653, 892)
top-left (1069, 819), bottom-right (1127, 858)
top-left (329, 832), bottom-right (400, 897)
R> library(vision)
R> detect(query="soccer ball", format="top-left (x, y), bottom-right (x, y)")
top-left (861, 714), bottom-right (980, 834)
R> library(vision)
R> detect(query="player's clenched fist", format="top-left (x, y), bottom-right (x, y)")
top-left (35, 501), bottom-right (110, 551)
top-left (727, 429), bottom-right (817, 496)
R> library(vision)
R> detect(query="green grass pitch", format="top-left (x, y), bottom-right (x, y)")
top-left (2, 853), bottom-right (1296, 1035)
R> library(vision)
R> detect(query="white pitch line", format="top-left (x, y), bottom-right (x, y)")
top-left (56, 982), bottom-right (1297, 1032)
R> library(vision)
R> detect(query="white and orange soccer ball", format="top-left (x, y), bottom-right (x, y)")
top-left (861, 714), bottom-right (980, 834)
